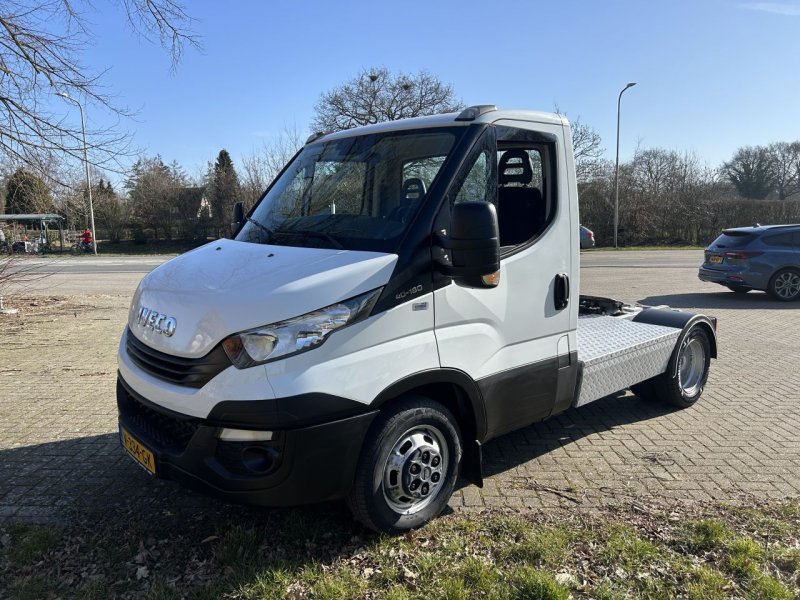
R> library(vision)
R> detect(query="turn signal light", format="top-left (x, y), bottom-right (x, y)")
top-left (481, 271), bottom-right (501, 287)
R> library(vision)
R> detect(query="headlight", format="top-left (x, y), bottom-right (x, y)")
top-left (221, 288), bottom-right (382, 368)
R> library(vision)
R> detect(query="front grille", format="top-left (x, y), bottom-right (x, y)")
top-left (118, 380), bottom-right (199, 453)
top-left (126, 328), bottom-right (231, 388)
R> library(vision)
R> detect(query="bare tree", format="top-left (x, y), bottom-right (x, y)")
top-left (768, 141), bottom-right (800, 201)
top-left (312, 67), bottom-right (463, 133)
top-left (571, 118), bottom-right (604, 183)
top-left (0, 0), bottom-right (198, 177)
top-left (553, 107), bottom-right (604, 183)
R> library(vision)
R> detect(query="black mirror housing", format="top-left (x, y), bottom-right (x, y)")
top-left (437, 201), bottom-right (500, 288)
top-left (231, 202), bottom-right (245, 237)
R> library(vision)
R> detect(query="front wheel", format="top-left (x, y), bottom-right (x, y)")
top-left (632, 325), bottom-right (712, 409)
top-left (768, 268), bottom-right (800, 302)
top-left (347, 396), bottom-right (462, 533)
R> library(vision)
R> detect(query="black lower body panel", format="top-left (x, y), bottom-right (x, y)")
top-left (116, 375), bottom-right (377, 507)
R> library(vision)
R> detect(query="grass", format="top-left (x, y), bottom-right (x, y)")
top-left (679, 518), bottom-right (734, 552)
top-left (1, 501), bottom-right (799, 599)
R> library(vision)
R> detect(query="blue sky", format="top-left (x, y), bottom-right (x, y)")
top-left (77, 0), bottom-right (800, 182)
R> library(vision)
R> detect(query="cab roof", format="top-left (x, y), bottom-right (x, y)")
top-left (312, 106), bottom-right (568, 144)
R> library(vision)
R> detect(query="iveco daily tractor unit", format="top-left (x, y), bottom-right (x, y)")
top-left (118, 106), bottom-right (717, 532)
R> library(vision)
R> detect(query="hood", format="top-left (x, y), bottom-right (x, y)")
top-left (128, 239), bottom-right (397, 357)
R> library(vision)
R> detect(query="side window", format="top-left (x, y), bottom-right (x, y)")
top-left (497, 149), bottom-right (543, 189)
top-left (454, 151), bottom-right (490, 203)
top-left (495, 125), bottom-right (557, 249)
top-left (762, 232), bottom-right (794, 248)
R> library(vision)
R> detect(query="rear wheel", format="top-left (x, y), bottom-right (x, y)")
top-left (631, 325), bottom-right (712, 409)
top-left (347, 396), bottom-right (462, 533)
top-left (768, 268), bottom-right (800, 302)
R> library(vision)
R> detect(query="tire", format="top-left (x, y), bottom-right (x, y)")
top-left (631, 379), bottom-right (658, 402)
top-left (347, 396), bottom-right (462, 533)
top-left (631, 326), bottom-right (712, 409)
top-left (726, 285), bottom-right (750, 294)
top-left (768, 268), bottom-right (800, 302)
top-left (70, 244), bottom-right (81, 256)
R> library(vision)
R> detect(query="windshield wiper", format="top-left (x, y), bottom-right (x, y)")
top-left (246, 217), bottom-right (275, 242)
top-left (275, 228), bottom-right (344, 250)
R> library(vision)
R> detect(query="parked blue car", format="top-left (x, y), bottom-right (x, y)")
top-left (580, 225), bottom-right (595, 249)
top-left (698, 224), bottom-right (800, 301)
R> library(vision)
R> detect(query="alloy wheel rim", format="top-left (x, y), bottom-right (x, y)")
top-left (774, 272), bottom-right (800, 299)
top-left (382, 425), bottom-right (449, 515)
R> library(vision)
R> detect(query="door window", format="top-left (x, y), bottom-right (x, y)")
top-left (494, 134), bottom-right (556, 249)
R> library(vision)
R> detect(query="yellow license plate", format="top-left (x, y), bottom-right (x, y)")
top-left (710, 255), bottom-right (723, 264)
top-left (121, 427), bottom-right (156, 475)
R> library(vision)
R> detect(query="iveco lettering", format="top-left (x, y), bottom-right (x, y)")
top-left (136, 306), bottom-right (177, 337)
top-left (117, 107), bottom-right (718, 532)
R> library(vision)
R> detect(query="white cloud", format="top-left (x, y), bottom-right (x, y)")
top-left (739, 2), bottom-right (800, 16)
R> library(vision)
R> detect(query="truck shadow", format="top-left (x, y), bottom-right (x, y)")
top-left (477, 391), bottom-right (674, 482)
top-left (1, 392), bottom-right (670, 529)
top-left (0, 433), bottom-right (348, 530)
top-left (639, 291), bottom-right (798, 310)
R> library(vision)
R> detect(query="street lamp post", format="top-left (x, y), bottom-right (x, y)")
top-left (57, 92), bottom-right (97, 255)
top-left (614, 82), bottom-right (636, 249)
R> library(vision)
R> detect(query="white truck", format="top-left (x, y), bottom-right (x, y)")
top-left (117, 106), bottom-right (717, 532)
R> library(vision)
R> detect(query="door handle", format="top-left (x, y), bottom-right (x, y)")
top-left (554, 273), bottom-right (569, 310)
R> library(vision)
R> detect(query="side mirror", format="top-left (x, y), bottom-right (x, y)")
top-left (231, 202), bottom-right (245, 237)
top-left (436, 201), bottom-right (500, 288)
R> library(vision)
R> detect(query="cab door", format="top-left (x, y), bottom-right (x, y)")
top-left (433, 120), bottom-right (578, 439)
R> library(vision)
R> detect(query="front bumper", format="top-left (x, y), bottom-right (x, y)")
top-left (116, 375), bottom-right (377, 506)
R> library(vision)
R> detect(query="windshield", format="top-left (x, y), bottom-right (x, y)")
top-left (237, 128), bottom-right (463, 253)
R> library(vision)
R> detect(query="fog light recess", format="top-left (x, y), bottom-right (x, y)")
top-left (240, 446), bottom-right (278, 474)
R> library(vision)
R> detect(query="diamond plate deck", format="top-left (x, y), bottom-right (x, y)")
top-left (577, 315), bottom-right (681, 406)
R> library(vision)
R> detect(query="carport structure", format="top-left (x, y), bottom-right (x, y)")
top-left (0, 213), bottom-right (66, 252)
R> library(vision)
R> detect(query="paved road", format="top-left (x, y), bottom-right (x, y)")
top-left (1, 255), bottom-right (174, 296)
top-left (4, 255), bottom-right (171, 273)
top-left (582, 249), bottom-right (704, 269)
top-left (1, 249), bottom-right (798, 524)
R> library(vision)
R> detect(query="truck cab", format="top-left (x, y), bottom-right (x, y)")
top-left (118, 106), bottom-right (716, 532)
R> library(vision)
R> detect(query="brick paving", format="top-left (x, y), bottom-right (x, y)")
top-left (1, 256), bottom-right (799, 523)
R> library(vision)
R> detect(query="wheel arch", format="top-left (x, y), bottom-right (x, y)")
top-left (372, 369), bottom-right (487, 486)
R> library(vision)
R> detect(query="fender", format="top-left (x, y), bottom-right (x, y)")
top-left (632, 308), bottom-right (718, 377)
top-left (373, 368), bottom-right (488, 441)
